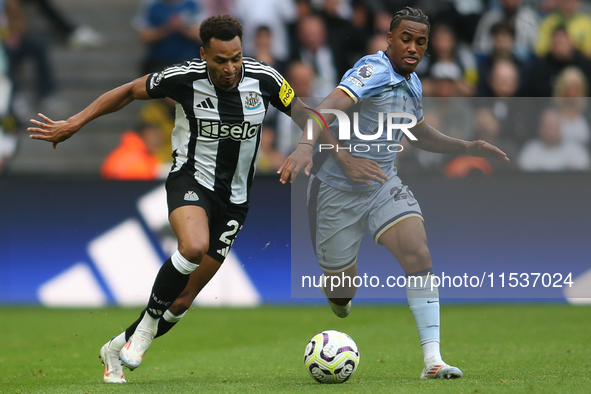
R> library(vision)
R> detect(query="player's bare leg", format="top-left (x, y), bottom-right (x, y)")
top-left (379, 216), bottom-right (462, 379)
top-left (119, 206), bottom-right (208, 370)
top-left (378, 217), bottom-right (431, 275)
top-left (163, 255), bottom-right (222, 322)
top-left (321, 263), bottom-right (358, 318)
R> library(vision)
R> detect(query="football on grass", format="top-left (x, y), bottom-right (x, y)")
top-left (304, 330), bottom-right (360, 383)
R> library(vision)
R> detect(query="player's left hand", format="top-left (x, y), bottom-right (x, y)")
top-left (466, 140), bottom-right (509, 162)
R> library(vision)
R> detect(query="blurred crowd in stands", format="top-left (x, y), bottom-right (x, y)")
top-left (0, 0), bottom-right (103, 175)
top-left (2, 0), bottom-right (591, 178)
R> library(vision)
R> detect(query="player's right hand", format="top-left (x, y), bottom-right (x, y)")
top-left (277, 155), bottom-right (292, 184)
top-left (28, 114), bottom-right (78, 149)
top-left (288, 143), bottom-right (313, 183)
top-left (339, 155), bottom-right (389, 186)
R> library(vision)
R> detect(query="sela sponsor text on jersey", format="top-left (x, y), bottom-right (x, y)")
top-left (198, 119), bottom-right (261, 141)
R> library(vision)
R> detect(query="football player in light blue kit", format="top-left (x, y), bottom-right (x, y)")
top-left (285, 7), bottom-right (509, 379)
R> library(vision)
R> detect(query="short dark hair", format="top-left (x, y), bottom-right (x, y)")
top-left (491, 21), bottom-right (515, 38)
top-left (389, 7), bottom-right (430, 35)
top-left (255, 25), bottom-right (272, 36)
top-left (199, 15), bottom-right (243, 48)
top-left (551, 25), bottom-right (568, 36)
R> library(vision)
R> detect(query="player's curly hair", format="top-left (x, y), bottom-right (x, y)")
top-left (389, 6), bottom-right (430, 34)
top-left (199, 15), bottom-right (243, 48)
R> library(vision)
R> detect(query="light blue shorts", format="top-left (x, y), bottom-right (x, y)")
top-left (307, 175), bottom-right (423, 273)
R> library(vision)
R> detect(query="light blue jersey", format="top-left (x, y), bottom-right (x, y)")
top-left (315, 51), bottom-right (424, 192)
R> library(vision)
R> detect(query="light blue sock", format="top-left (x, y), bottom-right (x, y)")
top-left (406, 273), bottom-right (442, 364)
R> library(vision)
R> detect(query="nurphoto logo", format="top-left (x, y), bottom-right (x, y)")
top-left (303, 107), bottom-right (418, 153)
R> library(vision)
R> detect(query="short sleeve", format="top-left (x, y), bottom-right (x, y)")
top-left (146, 71), bottom-right (170, 99)
top-left (243, 59), bottom-right (297, 114)
top-left (336, 55), bottom-right (394, 102)
top-left (415, 101), bottom-right (424, 125)
top-left (268, 75), bottom-right (297, 115)
top-left (145, 62), bottom-right (195, 101)
top-left (413, 78), bottom-right (424, 124)
top-left (406, 73), bottom-right (424, 124)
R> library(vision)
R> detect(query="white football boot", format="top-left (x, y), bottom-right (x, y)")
top-left (99, 338), bottom-right (126, 383)
top-left (119, 326), bottom-right (155, 370)
top-left (420, 362), bottom-right (463, 379)
top-left (120, 312), bottom-right (160, 370)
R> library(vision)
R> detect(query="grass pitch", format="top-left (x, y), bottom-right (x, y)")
top-left (0, 304), bottom-right (589, 393)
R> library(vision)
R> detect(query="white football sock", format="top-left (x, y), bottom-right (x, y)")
top-left (137, 310), bottom-right (159, 336)
top-left (171, 250), bottom-right (198, 275)
top-left (163, 309), bottom-right (187, 323)
top-left (422, 341), bottom-right (443, 366)
top-left (110, 332), bottom-right (127, 352)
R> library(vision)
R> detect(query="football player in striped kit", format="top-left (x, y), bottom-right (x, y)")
top-left (29, 14), bottom-right (382, 383)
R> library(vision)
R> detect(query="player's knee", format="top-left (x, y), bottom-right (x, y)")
top-left (178, 240), bottom-right (208, 264)
top-left (401, 243), bottom-right (431, 267)
top-left (415, 244), bottom-right (431, 264)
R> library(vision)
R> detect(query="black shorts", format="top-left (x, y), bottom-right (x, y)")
top-left (165, 170), bottom-right (248, 263)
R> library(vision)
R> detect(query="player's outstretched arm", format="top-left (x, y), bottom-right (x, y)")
top-left (28, 75), bottom-right (152, 149)
top-left (409, 121), bottom-right (509, 162)
top-left (285, 89), bottom-right (389, 184)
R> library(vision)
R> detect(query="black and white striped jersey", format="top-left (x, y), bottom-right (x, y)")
top-left (146, 57), bottom-right (296, 205)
